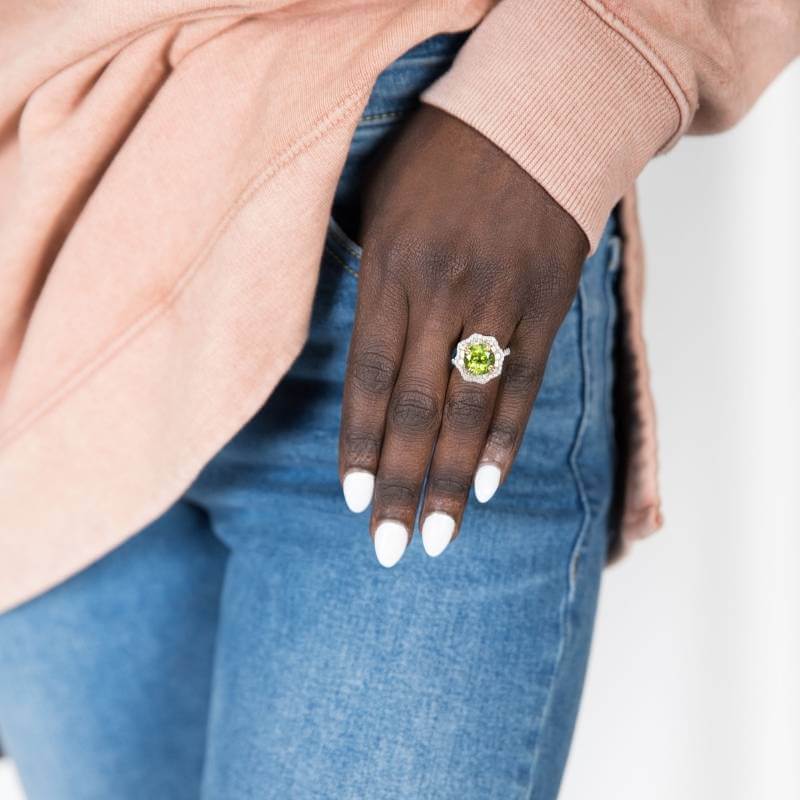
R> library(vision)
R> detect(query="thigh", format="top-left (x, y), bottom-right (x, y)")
top-left (193, 190), bottom-right (620, 799)
top-left (0, 501), bottom-right (226, 800)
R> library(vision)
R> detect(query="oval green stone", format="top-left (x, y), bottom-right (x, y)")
top-left (463, 342), bottom-right (495, 376)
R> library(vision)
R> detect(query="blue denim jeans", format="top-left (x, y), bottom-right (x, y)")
top-left (0, 33), bottom-right (620, 800)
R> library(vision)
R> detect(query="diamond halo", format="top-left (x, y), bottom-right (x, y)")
top-left (451, 333), bottom-right (511, 384)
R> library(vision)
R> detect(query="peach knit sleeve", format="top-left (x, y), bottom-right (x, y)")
top-left (421, 0), bottom-right (800, 251)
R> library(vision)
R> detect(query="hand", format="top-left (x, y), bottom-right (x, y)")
top-left (339, 104), bottom-right (589, 566)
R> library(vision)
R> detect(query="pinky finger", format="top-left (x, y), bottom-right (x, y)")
top-left (474, 324), bottom-right (548, 503)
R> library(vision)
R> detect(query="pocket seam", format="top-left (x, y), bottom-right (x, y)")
top-left (324, 245), bottom-right (359, 279)
top-left (524, 280), bottom-right (589, 796)
top-left (602, 235), bottom-right (622, 444)
top-left (359, 109), bottom-right (408, 124)
top-left (566, 279), bottom-right (593, 606)
top-left (327, 216), bottom-right (362, 258)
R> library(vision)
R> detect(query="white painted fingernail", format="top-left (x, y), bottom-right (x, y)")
top-left (374, 520), bottom-right (408, 568)
top-left (422, 512), bottom-right (455, 557)
top-left (474, 464), bottom-right (502, 503)
top-left (342, 470), bottom-right (374, 513)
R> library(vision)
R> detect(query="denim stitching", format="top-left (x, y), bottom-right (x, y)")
top-left (524, 278), bottom-right (592, 798)
top-left (391, 54), bottom-right (462, 65)
top-left (324, 245), bottom-right (359, 279)
top-left (602, 236), bottom-right (622, 449)
top-left (359, 110), bottom-right (407, 123)
top-left (566, 277), bottom-right (594, 604)
top-left (326, 218), bottom-right (362, 261)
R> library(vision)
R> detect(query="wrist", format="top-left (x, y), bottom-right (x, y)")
top-left (420, 0), bottom-right (682, 253)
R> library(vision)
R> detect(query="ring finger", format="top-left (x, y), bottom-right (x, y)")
top-left (419, 323), bottom-right (515, 557)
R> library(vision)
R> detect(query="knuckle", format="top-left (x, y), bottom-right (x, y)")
top-left (385, 234), bottom-right (476, 290)
top-left (486, 418), bottom-right (519, 453)
top-left (343, 431), bottom-right (381, 467)
top-left (350, 349), bottom-right (397, 396)
top-left (375, 479), bottom-right (417, 508)
top-left (390, 387), bottom-right (440, 435)
top-left (426, 246), bottom-right (472, 286)
top-left (444, 387), bottom-right (489, 429)
top-left (529, 258), bottom-right (580, 308)
top-left (383, 231), bottom-right (428, 268)
top-left (502, 357), bottom-right (545, 394)
top-left (427, 472), bottom-right (470, 498)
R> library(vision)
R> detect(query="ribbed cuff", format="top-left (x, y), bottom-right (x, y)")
top-left (420, 0), bottom-right (682, 252)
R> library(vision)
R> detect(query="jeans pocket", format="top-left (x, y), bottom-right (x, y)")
top-left (355, 31), bottom-right (470, 125)
top-left (301, 217), bottom-right (361, 361)
top-left (330, 30), bottom-right (469, 250)
top-left (323, 215), bottom-right (362, 279)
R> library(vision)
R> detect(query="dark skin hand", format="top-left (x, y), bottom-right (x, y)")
top-left (338, 104), bottom-right (589, 566)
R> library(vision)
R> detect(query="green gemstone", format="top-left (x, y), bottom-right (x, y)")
top-left (463, 342), bottom-right (495, 376)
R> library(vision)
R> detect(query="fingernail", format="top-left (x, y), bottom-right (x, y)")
top-left (474, 464), bottom-right (502, 503)
top-left (342, 470), bottom-right (374, 513)
top-left (374, 520), bottom-right (408, 568)
top-left (421, 512), bottom-right (455, 557)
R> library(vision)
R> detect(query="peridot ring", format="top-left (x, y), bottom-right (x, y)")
top-left (452, 333), bottom-right (511, 385)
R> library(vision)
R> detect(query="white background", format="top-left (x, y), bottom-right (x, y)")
top-left (561, 59), bottom-right (800, 799)
top-left (1, 59), bottom-right (799, 800)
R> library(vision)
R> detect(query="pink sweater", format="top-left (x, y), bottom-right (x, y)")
top-left (0, 0), bottom-right (797, 612)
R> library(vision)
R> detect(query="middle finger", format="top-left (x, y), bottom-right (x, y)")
top-left (369, 309), bottom-right (457, 567)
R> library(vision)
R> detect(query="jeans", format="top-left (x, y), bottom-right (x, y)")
top-left (0, 32), bottom-right (621, 800)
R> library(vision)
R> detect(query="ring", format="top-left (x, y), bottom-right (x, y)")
top-left (451, 333), bottom-right (511, 384)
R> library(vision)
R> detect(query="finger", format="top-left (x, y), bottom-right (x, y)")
top-left (419, 325), bottom-right (514, 557)
top-left (339, 273), bottom-right (407, 514)
top-left (369, 312), bottom-right (457, 567)
top-left (473, 317), bottom-right (552, 505)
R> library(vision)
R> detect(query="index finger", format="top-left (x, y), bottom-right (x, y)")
top-left (338, 263), bottom-right (407, 514)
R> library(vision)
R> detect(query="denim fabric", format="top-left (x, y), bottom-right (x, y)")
top-left (0, 32), bottom-right (620, 800)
